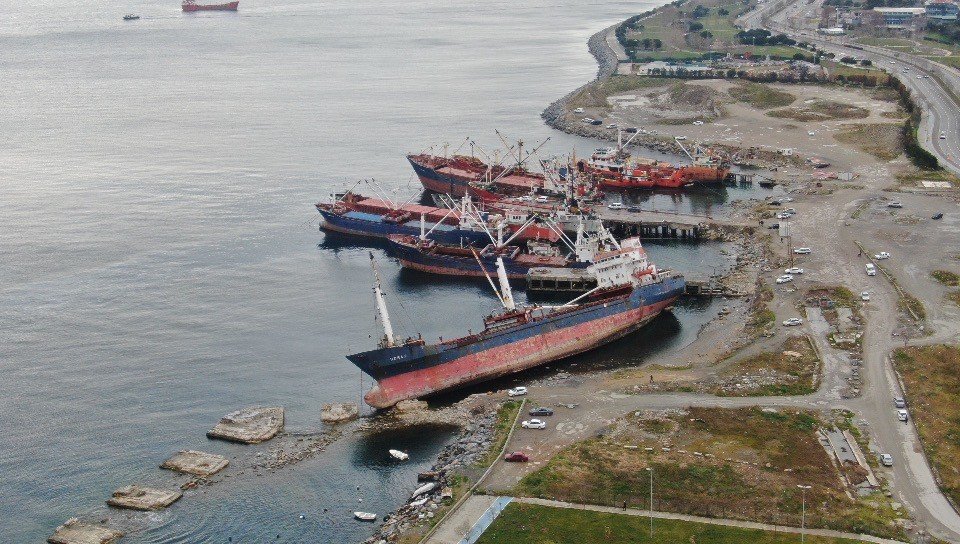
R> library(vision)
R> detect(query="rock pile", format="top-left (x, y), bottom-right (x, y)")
top-left (320, 402), bottom-right (359, 423)
top-left (206, 406), bottom-right (284, 444)
top-left (362, 404), bottom-right (500, 544)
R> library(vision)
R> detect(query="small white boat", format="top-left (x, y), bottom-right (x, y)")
top-left (389, 449), bottom-right (409, 461)
top-left (411, 482), bottom-right (436, 498)
top-left (409, 496), bottom-right (429, 507)
top-left (354, 511), bottom-right (377, 521)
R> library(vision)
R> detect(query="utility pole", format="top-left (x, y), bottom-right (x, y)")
top-left (646, 466), bottom-right (654, 538)
top-left (797, 484), bottom-right (811, 543)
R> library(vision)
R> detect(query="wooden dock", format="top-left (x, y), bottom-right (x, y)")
top-left (594, 207), bottom-right (749, 240)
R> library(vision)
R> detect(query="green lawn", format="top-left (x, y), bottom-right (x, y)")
top-left (476, 503), bottom-right (864, 544)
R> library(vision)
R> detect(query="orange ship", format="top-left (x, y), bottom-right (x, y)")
top-left (577, 140), bottom-right (729, 190)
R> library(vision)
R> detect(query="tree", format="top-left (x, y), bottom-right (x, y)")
top-left (642, 37), bottom-right (652, 50)
top-left (718, 7), bottom-right (730, 15)
top-left (692, 5), bottom-right (710, 18)
top-left (860, 59), bottom-right (873, 66)
top-left (653, 38), bottom-right (663, 50)
top-left (700, 30), bottom-right (713, 39)
top-left (689, 21), bottom-right (704, 31)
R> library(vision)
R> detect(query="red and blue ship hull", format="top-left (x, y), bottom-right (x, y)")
top-left (318, 207), bottom-right (490, 246)
top-left (347, 275), bottom-right (684, 408)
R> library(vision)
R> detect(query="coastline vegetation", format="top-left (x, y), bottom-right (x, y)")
top-left (477, 502), bottom-right (865, 544)
top-left (931, 270), bottom-right (960, 287)
top-left (893, 346), bottom-right (960, 508)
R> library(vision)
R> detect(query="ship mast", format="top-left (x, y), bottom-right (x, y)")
top-left (369, 253), bottom-right (395, 348)
top-left (495, 258), bottom-right (516, 311)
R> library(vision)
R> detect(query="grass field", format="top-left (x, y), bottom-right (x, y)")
top-left (931, 270), bottom-right (960, 287)
top-left (728, 82), bottom-right (795, 109)
top-left (715, 336), bottom-right (820, 396)
top-left (512, 407), bottom-right (904, 539)
top-left (476, 503), bottom-right (865, 544)
top-left (893, 345), bottom-right (960, 508)
top-left (835, 123), bottom-right (905, 161)
top-left (477, 400), bottom-right (522, 467)
top-left (767, 100), bottom-right (870, 122)
top-left (566, 75), bottom-right (671, 110)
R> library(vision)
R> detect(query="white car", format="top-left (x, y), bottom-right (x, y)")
top-left (897, 409), bottom-right (909, 422)
top-left (606, 123), bottom-right (618, 129)
top-left (775, 274), bottom-right (794, 284)
top-left (781, 197), bottom-right (794, 202)
top-left (940, 131), bottom-right (947, 140)
top-left (573, 107), bottom-right (585, 114)
top-left (865, 263), bottom-right (877, 276)
top-left (521, 419), bottom-right (547, 429)
top-left (693, 120), bottom-right (704, 126)
top-left (777, 212), bottom-right (792, 219)
top-left (880, 454), bottom-right (894, 467)
top-left (807, 131), bottom-right (816, 136)
top-left (782, 317), bottom-right (803, 326)
top-left (507, 387), bottom-right (528, 397)
top-left (917, 75), bottom-right (923, 79)
top-left (535, 195), bottom-right (549, 203)
top-left (887, 201), bottom-right (903, 208)
top-left (675, 136), bottom-right (687, 141)
top-left (874, 252), bottom-right (890, 260)
top-left (785, 267), bottom-right (804, 275)
top-left (794, 247), bottom-right (812, 254)
top-left (861, 291), bottom-right (870, 301)
top-left (607, 202), bottom-right (624, 210)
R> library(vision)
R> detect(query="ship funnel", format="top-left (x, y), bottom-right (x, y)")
top-left (495, 257), bottom-right (516, 311)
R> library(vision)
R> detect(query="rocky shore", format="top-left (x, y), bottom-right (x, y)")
top-left (362, 402), bottom-right (501, 544)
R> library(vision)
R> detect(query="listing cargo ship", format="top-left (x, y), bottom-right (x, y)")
top-left (348, 241), bottom-right (684, 408)
top-left (316, 191), bottom-right (558, 245)
top-left (407, 154), bottom-right (547, 199)
top-left (182, 0), bottom-right (239, 11)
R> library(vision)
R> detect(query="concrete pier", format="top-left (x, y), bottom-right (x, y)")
top-left (594, 208), bottom-right (748, 241)
top-left (47, 519), bottom-right (122, 544)
top-left (106, 485), bottom-right (182, 511)
top-left (160, 450), bottom-right (229, 477)
top-left (206, 406), bottom-right (284, 444)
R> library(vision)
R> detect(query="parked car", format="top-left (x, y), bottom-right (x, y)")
top-left (940, 131), bottom-right (947, 140)
top-left (861, 291), bottom-right (870, 301)
top-left (776, 274), bottom-right (794, 284)
top-left (529, 407), bottom-right (554, 417)
top-left (507, 386), bottom-right (528, 397)
top-left (769, 199), bottom-right (782, 206)
top-left (781, 197), bottom-right (794, 202)
top-left (897, 409), bottom-right (909, 422)
top-left (933, 213), bottom-right (943, 220)
top-left (777, 212), bottom-right (792, 219)
top-left (784, 208), bottom-right (796, 214)
top-left (785, 267), bottom-right (804, 275)
top-left (535, 195), bottom-right (549, 203)
top-left (693, 120), bottom-right (704, 126)
top-left (874, 252), bottom-right (890, 260)
top-left (894, 397), bottom-right (906, 408)
top-left (504, 451), bottom-right (529, 462)
top-left (794, 247), bottom-right (812, 254)
top-left (590, 119), bottom-right (603, 126)
top-left (887, 201), bottom-right (903, 208)
top-left (880, 454), bottom-right (894, 467)
top-left (627, 205), bottom-right (642, 213)
top-left (865, 263), bottom-right (877, 276)
top-left (606, 123), bottom-right (618, 129)
top-left (625, 127), bottom-right (639, 133)
top-left (767, 223), bottom-right (780, 230)
top-left (521, 419), bottom-right (547, 429)
top-left (607, 202), bottom-right (624, 210)
top-left (573, 107), bottom-right (585, 114)
top-left (783, 317), bottom-right (803, 326)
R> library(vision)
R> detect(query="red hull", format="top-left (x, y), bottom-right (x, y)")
top-left (182, 1), bottom-right (239, 11)
top-left (364, 297), bottom-right (676, 408)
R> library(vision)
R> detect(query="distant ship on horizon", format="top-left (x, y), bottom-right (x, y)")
top-left (182, 0), bottom-right (239, 12)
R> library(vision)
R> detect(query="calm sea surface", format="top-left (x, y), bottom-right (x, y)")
top-left (0, 0), bottom-right (774, 541)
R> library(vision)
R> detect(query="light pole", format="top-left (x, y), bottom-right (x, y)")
top-left (646, 467), bottom-right (654, 538)
top-left (797, 484), bottom-right (811, 543)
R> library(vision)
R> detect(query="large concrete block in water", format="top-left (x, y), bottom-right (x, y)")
top-left (47, 518), bottom-right (122, 544)
top-left (106, 485), bottom-right (182, 511)
top-left (206, 406), bottom-right (284, 444)
top-left (320, 402), bottom-right (359, 423)
top-left (160, 450), bottom-right (229, 476)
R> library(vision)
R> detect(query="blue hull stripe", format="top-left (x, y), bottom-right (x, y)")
top-left (319, 209), bottom-right (490, 246)
top-left (347, 276), bottom-right (685, 380)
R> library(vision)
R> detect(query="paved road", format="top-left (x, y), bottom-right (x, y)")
top-left (740, 0), bottom-right (960, 176)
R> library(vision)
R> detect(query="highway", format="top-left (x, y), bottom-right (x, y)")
top-left (740, 0), bottom-right (960, 176)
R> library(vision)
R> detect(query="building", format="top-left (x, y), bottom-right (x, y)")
top-left (872, 7), bottom-right (927, 29)
top-left (926, 0), bottom-right (959, 20)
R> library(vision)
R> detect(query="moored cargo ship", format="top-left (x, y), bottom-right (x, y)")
top-left (182, 0), bottom-right (239, 11)
top-left (348, 244), bottom-right (684, 408)
top-left (407, 153), bottom-right (545, 199)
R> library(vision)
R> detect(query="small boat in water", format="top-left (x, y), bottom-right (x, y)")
top-left (411, 482), bottom-right (436, 498)
top-left (354, 511), bottom-right (377, 521)
top-left (389, 449), bottom-right (409, 461)
top-left (122, 14), bottom-right (140, 20)
top-left (182, 0), bottom-right (239, 11)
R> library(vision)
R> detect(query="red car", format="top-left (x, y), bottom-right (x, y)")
top-left (504, 451), bottom-right (529, 462)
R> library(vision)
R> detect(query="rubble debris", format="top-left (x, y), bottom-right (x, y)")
top-left (106, 485), bottom-right (182, 511)
top-left (395, 399), bottom-right (429, 412)
top-left (48, 518), bottom-right (122, 544)
top-left (160, 450), bottom-right (229, 476)
top-left (320, 402), bottom-right (359, 423)
top-left (207, 406), bottom-right (284, 444)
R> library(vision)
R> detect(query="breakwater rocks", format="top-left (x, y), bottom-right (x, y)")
top-left (362, 404), bottom-right (500, 544)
